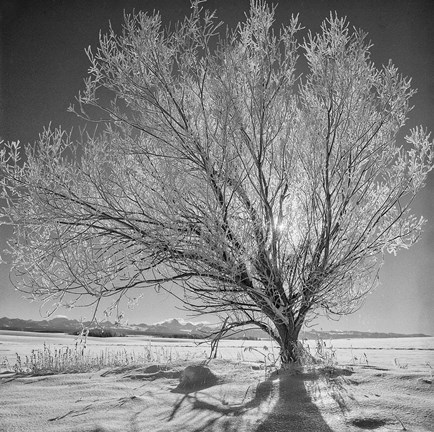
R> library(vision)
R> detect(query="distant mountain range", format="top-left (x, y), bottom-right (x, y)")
top-left (0, 317), bottom-right (219, 339)
top-left (0, 317), bottom-right (430, 340)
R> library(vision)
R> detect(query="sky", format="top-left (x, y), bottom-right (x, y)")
top-left (0, 0), bottom-right (433, 334)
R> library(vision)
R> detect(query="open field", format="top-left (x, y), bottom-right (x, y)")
top-left (1, 330), bottom-right (433, 370)
top-left (0, 331), bottom-right (433, 431)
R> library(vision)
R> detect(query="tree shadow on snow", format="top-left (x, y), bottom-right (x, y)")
top-left (167, 367), bottom-right (351, 431)
top-left (167, 378), bottom-right (275, 431)
top-left (255, 368), bottom-right (338, 432)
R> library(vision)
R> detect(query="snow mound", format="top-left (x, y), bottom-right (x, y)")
top-left (173, 364), bottom-right (218, 392)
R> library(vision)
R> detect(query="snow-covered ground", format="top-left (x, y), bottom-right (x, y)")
top-left (0, 331), bottom-right (433, 431)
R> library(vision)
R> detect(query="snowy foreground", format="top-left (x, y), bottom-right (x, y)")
top-left (0, 331), bottom-right (433, 431)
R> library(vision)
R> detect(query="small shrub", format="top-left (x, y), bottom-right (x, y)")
top-left (350, 349), bottom-right (369, 366)
top-left (300, 338), bottom-right (338, 368)
top-left (426, 362), bottom-right (432, 378)
top-left (394, 358), bottom-right (408, 369)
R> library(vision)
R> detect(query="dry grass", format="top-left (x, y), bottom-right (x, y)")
top-left (0, 341), bottom-right (190, 375)
top-left (0, 337), bottom-right (349, 376)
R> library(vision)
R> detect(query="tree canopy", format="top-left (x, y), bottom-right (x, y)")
top-left (1, 1), bottom-right (432, 362)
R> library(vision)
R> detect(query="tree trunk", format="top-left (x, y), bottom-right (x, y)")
top-left (276, 323), bottom-right (301, 365)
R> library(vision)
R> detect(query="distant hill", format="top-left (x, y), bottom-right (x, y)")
top-left (0, 317), bottom-right (430, 340)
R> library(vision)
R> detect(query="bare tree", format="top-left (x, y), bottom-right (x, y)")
top-left (1, 1), bottom-right (432, 363)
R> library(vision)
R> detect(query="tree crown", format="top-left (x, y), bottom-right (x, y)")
top-left (1, 1), bottom-right (432, 340)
